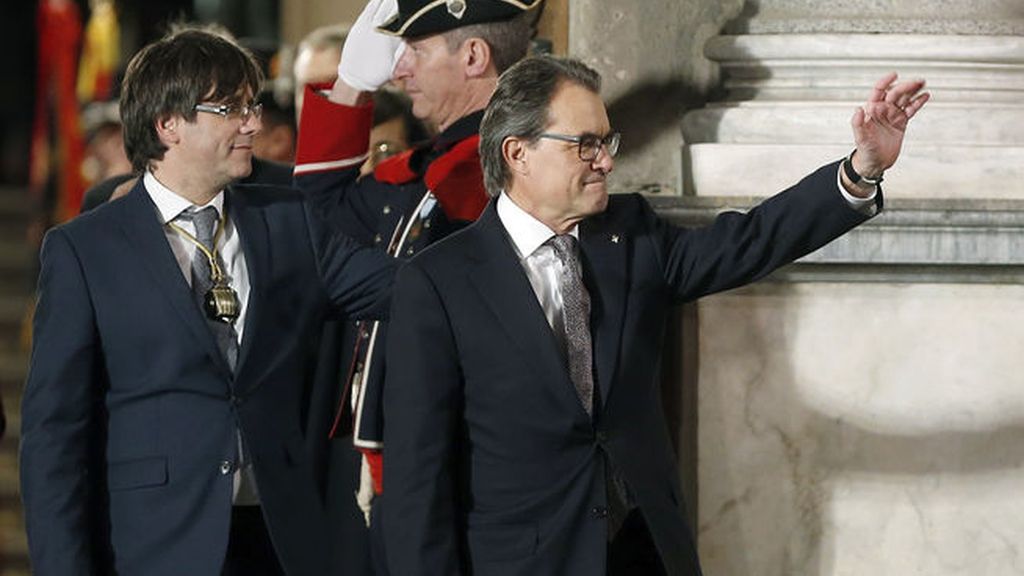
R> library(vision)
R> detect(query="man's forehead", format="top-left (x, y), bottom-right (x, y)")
top-left (546, 83), bottom-right (609, 131)
top-left (405, 32), bottom-right (448, 48)
top-left (202, 86), bottom-right (254, 103)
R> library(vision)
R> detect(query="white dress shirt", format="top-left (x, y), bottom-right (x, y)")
top-left (496, 193), bottom-right (579, 340)
top-left (143, 171), bottom-right (258, 505)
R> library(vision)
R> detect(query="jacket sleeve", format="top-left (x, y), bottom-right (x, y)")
top-left (651, 160), bottom-right (879, 302)
top-left (382, 262), bottom-right (465, 576)
top-left (20, 228), bottom-right (102, 575)
top-left (303, 197), bottom-right (398, 322)
top-left (293, 84), bottom-right (381, 244)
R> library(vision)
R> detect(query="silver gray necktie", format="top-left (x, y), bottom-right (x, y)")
top-left (550, 234), bottom-right (632, 539)
top-left (548, 234), bottom-right (593, 416)
top-left (180, 206), bottom-right (239, 372)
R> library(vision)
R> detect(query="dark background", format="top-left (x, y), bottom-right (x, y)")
top-left (0, 0), bottom-right (281, 188)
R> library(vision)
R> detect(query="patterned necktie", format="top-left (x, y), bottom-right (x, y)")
top-left (548, 234), bottom-right (593, 416)
top-left (179, 206), bottom-right (239, 372)
top-left (549, 234), bottom-right (632, 539)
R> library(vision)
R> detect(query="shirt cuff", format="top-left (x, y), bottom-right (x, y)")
top-left (836, 164), bottom-right (879, 216)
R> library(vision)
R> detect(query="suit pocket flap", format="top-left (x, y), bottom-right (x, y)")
top-left (467, 523), bottom-right (538, 562)
top-left (108, 456), bottom-right (168, 491)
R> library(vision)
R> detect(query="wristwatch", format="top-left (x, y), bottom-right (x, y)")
top-left (843, 150), bottom-right (883, 186)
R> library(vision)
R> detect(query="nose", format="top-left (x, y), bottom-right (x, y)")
top-left (241, 113), bottom-right (262, 135)
top-left (392, 43), bottom-right (412, 82)
top-left (592, 146), bottom-right (614, 173)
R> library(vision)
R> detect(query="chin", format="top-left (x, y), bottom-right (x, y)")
top-left (231, 163), bottom-right (253, 180)
top-left (589, 187), bottom-right (609, 213)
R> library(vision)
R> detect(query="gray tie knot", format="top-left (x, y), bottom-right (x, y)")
top-left (548, 234), bottom-right (578, 265)
top-left (179, 206), bottom-right (219, 251)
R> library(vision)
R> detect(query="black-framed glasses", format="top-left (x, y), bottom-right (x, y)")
top-left (193, 101), bottom-right (263, 123)
top-left (538, 131), bottom-right (621, 161)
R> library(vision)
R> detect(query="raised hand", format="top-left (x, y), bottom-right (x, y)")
top-left (850, 72), bottom-right (930, 178)
top-left (337, 0), bottom-right (405, 93)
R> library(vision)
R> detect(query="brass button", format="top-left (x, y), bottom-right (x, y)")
top-left (219, 460), bottom-right (235, 475)
top-left (383, 205), bottom-right (392, 215)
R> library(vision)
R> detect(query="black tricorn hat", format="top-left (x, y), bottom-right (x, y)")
top-left (378, 0), bottom-right (542, 38)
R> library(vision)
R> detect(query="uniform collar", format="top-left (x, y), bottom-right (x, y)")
top-left (435, 110), bottom-right (484, 152)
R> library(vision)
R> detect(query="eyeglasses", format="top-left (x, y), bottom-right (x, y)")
top-left (193, 101), bottom-right (263, 123)
top-left (538, 131), bottom-right (621, 161)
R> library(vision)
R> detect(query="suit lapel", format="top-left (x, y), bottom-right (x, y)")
top-left (228, 187), bottom-right (269, 387)
top-left (468, 206), bottom-right (582, 412)
top-left (580, 213), bottom-right (628, 411)
top-left (116, 181), bottom-right (233, 379)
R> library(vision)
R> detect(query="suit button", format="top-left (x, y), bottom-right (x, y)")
top-left (219, 460), bottom-right (235, 475)
top-left (591, 506), bottom-right (608, 519)
top-left (406, 247), bottom-right (415, 256)
top-left (374, 234), bottom-right (383, 244)
top-left (383, 205), bottom-right (392, 215)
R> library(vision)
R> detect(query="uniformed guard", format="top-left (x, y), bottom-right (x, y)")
top-left (292, 0), bottom-right (541, 571)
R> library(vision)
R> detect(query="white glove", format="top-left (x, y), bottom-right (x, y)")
top-left (337, 0), bottom-right (405, 92)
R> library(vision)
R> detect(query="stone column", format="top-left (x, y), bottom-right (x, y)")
top-left (682, 1), bottom-right (1024, 199)
top-left (680, 2), bottom-right (1024, 575)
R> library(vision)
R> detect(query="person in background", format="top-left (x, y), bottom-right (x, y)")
top-left (382, 55), bottom-right (928, 576)
top-left (293, 23), bottom-right (349, 121)
top-left (252, 90), bottom-right (297, 164)
top-left (292, 0), bottom-right (539, 573)
top-left (81, 100), bottom-right (132, 187)
top-left (362, 88), bottom-right (429, 176)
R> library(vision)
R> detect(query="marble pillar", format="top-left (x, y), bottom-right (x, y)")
top-left (697, 281), bottom-right (1024, 576)
top-left (681, 3), bottom-right (1024, 199)
top-left (677, 1), bottom-right (1024, 574)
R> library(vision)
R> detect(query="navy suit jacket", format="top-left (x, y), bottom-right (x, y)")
top-left (382, 161), bottom-right (877, 576)
top-left (20, 180), bottom-right (396, 575)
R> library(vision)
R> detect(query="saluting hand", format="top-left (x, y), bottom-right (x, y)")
top-left (337, 0), bottom-right (405, 93)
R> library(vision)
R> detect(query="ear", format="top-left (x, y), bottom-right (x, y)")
top-left (462, 37), bottom-right (494, 78)
top-left (154, 115), bottom-right (181, 147)
top-left (502, 136), bottom-right (530, 177)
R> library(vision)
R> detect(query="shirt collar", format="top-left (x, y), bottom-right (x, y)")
top-left (144, 171), bottom-right (225, 224)
top-left (496, 192), bottom-right (579, 259)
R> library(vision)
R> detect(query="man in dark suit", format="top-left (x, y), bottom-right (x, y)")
top-left (19, 29), bottom-right (396, 576)
top-left (382, 56), bottom-right (929, 575)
